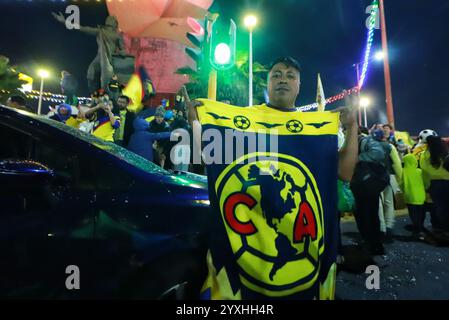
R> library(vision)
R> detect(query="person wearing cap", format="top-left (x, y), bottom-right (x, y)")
top-left (83, 92), bottom-right (121, 142)
top-left (107, 74), bottom-right (125, 104)
top-left (49, 103), bottom-right (82, 129)
top-left (149, 106), bottom-right (170, 168)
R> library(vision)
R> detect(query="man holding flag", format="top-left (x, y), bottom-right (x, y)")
top-left (187, 57), bottom-right (358, 300)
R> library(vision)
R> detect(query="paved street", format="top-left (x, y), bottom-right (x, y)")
top-left (336, 210), bottom-right (449, 300)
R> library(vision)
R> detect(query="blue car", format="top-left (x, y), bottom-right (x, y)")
top-left (0, 105), bottom-right (211, 299)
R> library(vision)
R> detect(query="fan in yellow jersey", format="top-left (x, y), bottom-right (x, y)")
top-left (84, 95), bottom-right (120, 142)
top-left (188, 57), bottom-right (359, 300)
top-left (48, 103), bottom-right (83, 129)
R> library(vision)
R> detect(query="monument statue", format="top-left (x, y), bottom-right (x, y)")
top-left (52, 12), bottom-right (128, 93)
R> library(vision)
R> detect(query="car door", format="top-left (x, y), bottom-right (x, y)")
top-left (0, 120), bottom-right (97, 298)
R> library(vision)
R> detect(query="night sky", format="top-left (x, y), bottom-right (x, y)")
top-left (1, 0), bottom-right (448, 136)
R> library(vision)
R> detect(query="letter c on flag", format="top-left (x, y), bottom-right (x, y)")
top-left (224, 193), bottom-right (257, 235)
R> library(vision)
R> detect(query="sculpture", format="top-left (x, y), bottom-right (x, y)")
top-left (52, 13), bottom-right (128, 93)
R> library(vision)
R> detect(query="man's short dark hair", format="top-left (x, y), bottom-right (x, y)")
top-left (268, 57), bottom-right (301, 73)
top-left (9, 95), bottom-right (26, 106)
top-left (382, 124), bottom-right (393, 130)
top-left (118, 95), bottom-right (131, 104)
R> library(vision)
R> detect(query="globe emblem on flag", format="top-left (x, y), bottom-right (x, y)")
top-left (215, 152), bottom-right (324, 296)
top-left (286, 120), bottom-right (303, 133)
top-left (233, 115), bottom-right (251, 130)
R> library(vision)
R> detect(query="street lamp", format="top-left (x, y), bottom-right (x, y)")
top-left (353, 52), bottom-right (383, 125)
top-left (360, 97), bottom-right (371, 128)
top-left (374, 50), bottom-right (385, 61)
top-left (37, 69), bottom-right (49, 115)
top-left (244, 14), bottom-right (257, 106)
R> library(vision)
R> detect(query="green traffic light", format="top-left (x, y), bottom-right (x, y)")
top-left (208, 19), bottom-right (236, 70)
top-left (214, 43), bottom-right (231, 65)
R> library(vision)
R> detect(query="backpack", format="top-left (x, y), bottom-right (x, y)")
top-left (351, 136), bottom-right (390, 194)
top-left (359, 135), bottom-right (391, 166)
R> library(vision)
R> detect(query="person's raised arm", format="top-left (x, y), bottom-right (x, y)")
top-left (333, 94), bottom-right (359, 182)
top-left (83, 104), bottom-right (103, 118)
top-left (187, 100), bottom-right (200, 125)
top-left (102, 103), bottom-right (120, 128)
top-left (181, 85), bottom-right (190, 104)
top-left (187, 99), bottom-right (204, 164)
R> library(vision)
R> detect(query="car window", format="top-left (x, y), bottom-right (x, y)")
top-left (0, 121), bottom-right (93, 189)
top-left (0, 113), bottom-right (162, 191)
top-left (0, 120), bottom-right (33, 159)
top-left (35, 115), bottom-right (170, 176)
top-left (91, 159), bottom-right (137, 191)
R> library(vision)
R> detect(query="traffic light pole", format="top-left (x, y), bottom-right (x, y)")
top-left (249, 28), bottom-right (253, 106)
top-left (208, 69), bottom-right (217, 101)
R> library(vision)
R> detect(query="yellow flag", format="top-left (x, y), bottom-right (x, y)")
top-left (122, 73), bottom-right (144, 114)
top-left (122, 66), bottom-right (155, 114)
top-left (316, 73), bottom-right (326, 111)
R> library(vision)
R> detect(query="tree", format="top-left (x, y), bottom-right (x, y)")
top-left (0, 56), bottom-right (26, 104)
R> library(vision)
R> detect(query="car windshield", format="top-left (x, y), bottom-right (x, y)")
top-left (33, 113), bottom-right (170, 176)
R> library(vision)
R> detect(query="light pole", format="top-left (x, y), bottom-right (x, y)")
top-left (353, 50), bottom-right (383, 126)
top-left (37, 69), bottom-right (49, 115)
top-left (379, 0), bottom-right (395, 128)
top-left (244, 15), bottom-right (257, 106)
top-left (360, 97), bottom-right (371, 128)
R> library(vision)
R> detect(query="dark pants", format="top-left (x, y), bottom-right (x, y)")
top-left (424, 202), bottom-right (439, 229)
top-left (429, 180), bottom-right (449, 231)
top-left (407, 204), bottom-right (425, 232)
top-left (351, 185), bottom-right (383, 251)
top-left (350, 162), bottom-right (388, 252)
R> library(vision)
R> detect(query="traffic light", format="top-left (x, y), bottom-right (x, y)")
top-left (209, 18), bottom-right (236, 71)
top-left (185, 18), bottom-right (207, 71)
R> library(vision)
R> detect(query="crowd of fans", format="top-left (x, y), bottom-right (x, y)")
top-left (4, 74), bottom-right (449, 258)
top-left (339, 123), bottom-right (449, 259)
top-left (42, 77), bottom-right (193, 173)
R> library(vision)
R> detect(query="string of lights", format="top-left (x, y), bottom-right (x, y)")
top-left (298, 86), bottom-right (360, 112)
top-left (28, 95), bottom-right (65, 103)
top-left (358, 0), bottom-right (379, 89)
top-left (299, 0), bottom-right (378, 111)
top-left (0, 89), bottom-right (92, 104)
